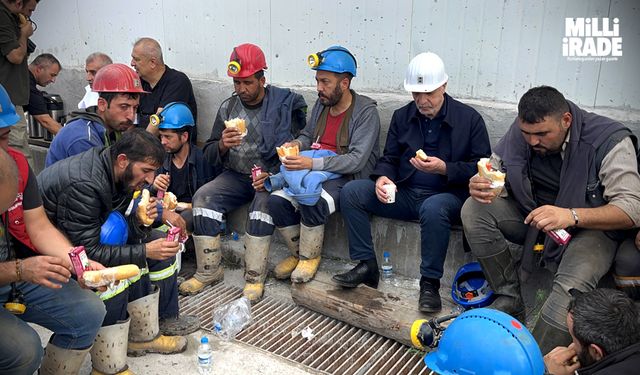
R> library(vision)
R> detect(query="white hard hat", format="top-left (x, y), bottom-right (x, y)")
top-left (404, 52), bottom-right (448, 93)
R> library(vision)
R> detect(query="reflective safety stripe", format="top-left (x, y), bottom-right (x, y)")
top-left (193, 207), bottom-right (224, 222)
top-left (249, 210), bottom-right (274, 225)
top-left (320, 188), bottom-right (336, 214)
top-left (149, 259), bottom-right (179, 282)
top-left (97, 267), bottom-right (149, 301)
top-left (272, 189), bottom-right (299, 209)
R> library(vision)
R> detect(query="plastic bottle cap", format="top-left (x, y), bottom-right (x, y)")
top-left (201, 336), bottom-right (209, 344)
top-left (383, 251), bottom-right (390, 257)
top-left (214, 323), bottom-right (222, 332)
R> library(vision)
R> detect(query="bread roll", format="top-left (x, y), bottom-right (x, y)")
top-left (224, 117), bottom-right (247, 136)
top-left (276, 144), bottom-right (300, 159)
top-left (83, 264), bottom-right (141, 287)
top-left (136, 189), bottom-right (155, 226)
top-left (477, 158), bottom-right (506, 196)
top-left (416, 149), bottom-right (428, 161)
top-left (163, 191), bottom-right (178, 211)
top-left (18, 14), bottom-right (27, 25)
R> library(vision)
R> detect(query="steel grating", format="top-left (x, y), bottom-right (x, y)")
top-left (179, 283), bottom-right (429, 375)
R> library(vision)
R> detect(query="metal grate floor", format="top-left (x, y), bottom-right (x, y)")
top-left (179, 283), bottom-right (429, 375)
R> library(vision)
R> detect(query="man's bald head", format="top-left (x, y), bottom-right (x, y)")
top-left (0, 148), bottom-right (18, 214)
top-left (133, 37), bottom-right (164, 64)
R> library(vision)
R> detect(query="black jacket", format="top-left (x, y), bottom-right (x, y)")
top-left (371, 94), bottom-right (491, 202)
top-left (577, 342), bottom-right (640, 375)
top-left (37, 147), bottom-right (148, 268)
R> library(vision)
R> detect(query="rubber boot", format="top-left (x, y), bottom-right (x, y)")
top-left (90, 318), bottom-right (135, 375)
top-left (40, 342), bottom-right (91, 375)
top-left (477, 247), bottom-right (526, 322)
top-left (532, 314), bottom-right (572, 355)
top-left (274, 225), bottom-right (300, 279)
top-left (291, 224), bottom-right (324, 283)
top-left (127, 287), bottom-right (187, 357)
top-left (179, 234), bottom-right (224, 295)
top-left (243, 234), bottom-right (272, 302)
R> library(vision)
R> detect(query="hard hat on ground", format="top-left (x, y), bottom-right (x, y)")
top-left (404, 52), bottom-right (448, 93)
top-left (100, 211), bottom-right (129, 246)
top-left (0, 84), bottom-right (20, 128)
top-left (424, 308), bottom-right (544, 375)
top-left (150, 102), bottom-right (195, 129)
top-left (227, 43), bottom-right (268, 78)
top-left (307, 45), bottom-right (357, 77)
top-left (451, 262), bottom-right (495, 309)
top-left (92, 63), bottom-right (148, 94)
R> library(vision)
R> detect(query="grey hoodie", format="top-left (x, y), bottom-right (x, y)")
top-left (298, 91), bottom-right (381, 180)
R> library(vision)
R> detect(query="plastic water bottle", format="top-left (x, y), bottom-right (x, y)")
top-left (381, 251), bottom-right (394, 284)
top-left (197, 336), bottom-right (212, 375)
top-left (212, 297), bottom-right (253, 341)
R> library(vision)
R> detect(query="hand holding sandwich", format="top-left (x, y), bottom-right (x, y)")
top-left (219, 126), bottom-right (243, 154)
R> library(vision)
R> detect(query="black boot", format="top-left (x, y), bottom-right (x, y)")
top-left (533, 314), bottom-right (571, 355)
top-left (477, 247), bottom-right (526, 322)
top-left (332, 259), bottom-right (379, 288)
top-left (419, 277), bottom-right (442, 313)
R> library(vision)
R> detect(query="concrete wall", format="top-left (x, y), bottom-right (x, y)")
top-left (30, 0), bottom-right (640, 144)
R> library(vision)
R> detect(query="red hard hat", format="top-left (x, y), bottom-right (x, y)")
top-left (227, 43), bottom-right (267, 78)
top-left (92, 63), bottom-right (148, 93)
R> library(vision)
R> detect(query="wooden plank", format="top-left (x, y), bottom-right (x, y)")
top-left (291, 272), bottom-right (443, 348)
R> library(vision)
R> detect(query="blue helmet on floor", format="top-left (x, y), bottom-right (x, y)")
top-left (307, 45), bottom-right (357, 76)
top-left (0, 84), bottom-right (20, 128)
top-left (100, 211), bottom-right (128, 246)
top-left (451, 262), bottom-right (495, 309)
top-left (424, 308), bottom-right (544, 375)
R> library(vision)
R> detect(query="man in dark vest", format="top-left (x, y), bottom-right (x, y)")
top-left (462, 86), bottom-right (640, 354)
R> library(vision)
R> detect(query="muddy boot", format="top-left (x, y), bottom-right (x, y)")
top-left (179, 234), bottom-right (224, 296)
top-left (127, 287), bottom-right (187, 357)
top-left (90, 319), bottom-right (135, 375)
top-left (243, 234), bottom-right (271, 302)
top-left (274, 225), bottom-right (300, 280)
top-left (533, 314), bottom-right (571, 355)
top-left (477, 247), bottom-right (526, 322)
top-left (40, 342), bottom-right (91, 375)
top-left (159, 314), bottom-right (201, 336)
top-left (291, 224), bottom-right (324, 283)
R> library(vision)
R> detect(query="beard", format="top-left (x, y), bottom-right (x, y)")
top-left (121, 163), bottom-right (140, 194)
top-left (318, 85), bottom-right (343, 107)
top-left (577, 348), bottom-right (599, 368)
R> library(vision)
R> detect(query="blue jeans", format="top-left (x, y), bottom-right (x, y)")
top-left (0, 280), bottom-right (105, 375)
top-left (341, 179), bottom-right (463, 279)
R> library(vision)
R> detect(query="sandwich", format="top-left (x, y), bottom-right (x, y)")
top-left (477, 158), bottom-right (506, 195)
top-left (224, 117), bottom-right (247, 136)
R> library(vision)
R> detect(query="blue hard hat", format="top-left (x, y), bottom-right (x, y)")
top-left (451, 262), bottom-right (495, 309)
top-left (100, 211), bottom-right (128, 246)
top-left (157, 102), bottom-right (195, 130)
top-left (309, 46), bottom-right (357, 76)
top-left (0, 85), bottom-right (21, 128)
top-left (424, 308), bottom-right (545, 375)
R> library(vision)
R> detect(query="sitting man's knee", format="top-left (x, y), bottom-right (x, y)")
top-left (2, 327), bottom-right (43, 373)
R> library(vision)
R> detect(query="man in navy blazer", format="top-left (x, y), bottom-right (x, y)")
top-left (333, 52), bottom-right (491, 313)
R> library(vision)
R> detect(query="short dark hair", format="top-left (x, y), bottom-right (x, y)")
top-left (159, 126), bottom-right (191, 140)
top-left (109, 128), bottom-right (164, 165)
top-left (30, 53), bottom-right (61, 70)
top-left (517, 86), bottom-right (569, 124)
top-left (254, 70), bottom-right (265, 80)
top-left (568, 288), bottom-right (640, 356)
top-left (336, 72), bottom-right (353, 87)
top-left (99, 92), bottom-right (140, 106)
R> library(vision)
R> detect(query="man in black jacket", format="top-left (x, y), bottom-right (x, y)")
top-left (544, 288), bottom-right (640, 375)
top-left (333, 52), bottom-right (490, 313)
top-left (38, 129), bottom-right (191, 374)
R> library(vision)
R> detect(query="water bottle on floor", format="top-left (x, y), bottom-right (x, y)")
top-left (212, 296), bottom-right (253, 341)
top-left (197, 335), bottom-right (212, 375)
top-left (381, 251), bottom-right (394, 284)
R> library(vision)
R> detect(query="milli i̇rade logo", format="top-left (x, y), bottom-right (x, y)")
top-left (563, 17), bottom-right (622, 62)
